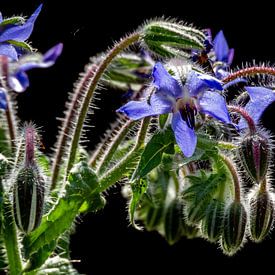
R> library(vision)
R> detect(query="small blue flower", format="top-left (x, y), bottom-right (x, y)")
top-left (0, 88), bottom-right (7, 109)
top-left (238, 86), bottom-right (275, 129)
top-left (7, 43), bottom-right (63, 93)
top-left (0, 4), bottom-right (42, 60)
top-left (212, 30), bottom-right (234, 79)
top-left (117, 62), bottom-right (230, 157)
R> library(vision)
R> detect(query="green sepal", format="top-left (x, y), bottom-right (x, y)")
top-left (0, 16), bottom-right (25, 27)
top-left (142, 21), bottom-right (205, 58)
top-left (6, 40), bottom-right (34, 52)
top-left (133, 127), bottom-right (175, 179)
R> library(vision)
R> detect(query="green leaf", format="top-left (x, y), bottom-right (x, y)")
top-left (23, 162), bottom-right (100, 272)
top-left (129, 179), bottom-right (148, 230)
top-left (133, 128), bottom-right (175, 179)
top-left (0, 126), bottom-right (11, 156)
top-left (183, 172), bottom-right (227, 224)
top-left (34, 256), bottom-right (79, 275)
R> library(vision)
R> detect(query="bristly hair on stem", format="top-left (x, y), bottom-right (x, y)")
top-left (50, 63), bottom-right (99, 190)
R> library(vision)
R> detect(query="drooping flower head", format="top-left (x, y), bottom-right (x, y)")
top-left (117, 62), bottom-right (230, 157)
top-left (2, 43), bottom-right (63, 93)
top-left (0, 4), bottom-right (42, 60)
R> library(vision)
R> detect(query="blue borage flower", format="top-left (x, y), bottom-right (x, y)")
top-left (5, 43), bottom-right (63, 93)
top-left (0, 4), bottom-right (42, 60)
top-left (238, 86), bottom-right (275, 129)
top-left (117, 62), bottom-right (231, 157)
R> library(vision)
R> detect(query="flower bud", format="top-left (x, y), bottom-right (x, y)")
top-left (249, 189), bottom-right (274, 242)
top-left (13, 166), bottom-right (45, 233)
top-left (145, 205), bottom-right (164, 231)
top-left (164, 199), bottom-right (182, 245)
top-left (221, 201), bottom-right (247, 255)
top-left (201, 199), bottom-right (225, 243)
top-left (237, 133), bottom-right (270, 183)
top-left (142, 21), bottom-right (205, 58)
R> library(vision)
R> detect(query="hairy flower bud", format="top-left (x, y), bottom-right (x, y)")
top-left (201, 199), bottom-right (225, 243)
top-left (164, 199), bottom-right (182, 245)
top-left (142, 21), bottom-right (205, 58)
top-left (221, 201), bottom-right (247, 255)
top-left (13, 166), bottom-right (45, 233)
top-left (145, 205), bottom-right (164, 231)
top-left (237, 133), bottom-right (270, 183)
top-left (249, 189), bottom-right (274, 242)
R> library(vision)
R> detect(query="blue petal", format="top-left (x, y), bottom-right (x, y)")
top-left (227, 48), bottom-right (234, 65)
top-left (43, 43), bottom-right (63, 64)
top-left (213, 30), bottom-right (230, 62)
top-left (0, 12), bottom-right (3, 23)
top-left (223, 78), bottom-right (247, 89)
top-left (152, 62), bottom-right (182, 98)
top-left (8, 71), bottom-right (30, 93)
top-left (0, 88), bottom-right (7, 110)
top-left (187, 71), bottom-right (223, 96)
top-left (117, 93), bottom-right (173, 120)
top-left (199, 91), bottom-right (231, 123)
top-left (0, 43), bottom-right (18, 60)
top-left (239, 87), bottom-right (275, 129)
top-left (171, 111), bottom-right (197, 157)
top-left (0, 4), bottom-right (42, 42)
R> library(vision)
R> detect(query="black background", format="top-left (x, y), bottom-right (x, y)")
top-left (1, 1), bottom-right (275, 274)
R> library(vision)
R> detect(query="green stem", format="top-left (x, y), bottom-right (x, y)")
top-left (3, 197), bottom-right (22, 275)
top-left (98, 117), bottom-right (150, 192)
top-left (96, 119), bottom-right (135, 175)
top-left (64, 32), bottom-right (141, 180)
top-left (219, 154), bottom-right (241, 202)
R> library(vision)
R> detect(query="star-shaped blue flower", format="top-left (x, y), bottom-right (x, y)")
top-left (238, 86), bottom-right (275, 129)
top-left (117, 62), bottom-right (230, 157)
top-left (0, 4), bottom-right (42, 60)
top-left (6, 43), bottom-right (63, 93)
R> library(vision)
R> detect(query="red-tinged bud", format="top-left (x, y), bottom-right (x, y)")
top-left (237, 133), bottom-right (270, 183)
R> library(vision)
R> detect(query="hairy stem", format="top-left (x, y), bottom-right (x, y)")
top-left (98, 117), bottom-right (150, 192)
top-left (222, 66), bottom-right (275, 83)
top-left (228, 105), bottom-right (256, 134)
top-left (50, 64), bottom-right (98, 190)
top-left (219, 154), bottom-right (241, 202)
top-left (95, 119), bottom-right (135, 175)
top-left (2, 198), bottom-right (22, 275)
top-left (63, 32), bottom-right (141, 184)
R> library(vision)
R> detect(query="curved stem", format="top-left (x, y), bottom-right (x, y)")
top-left (63, 32), bottom-right (141, 183)
top-left (222, 66), bottom-right (275, 84)
top-left (96, 119), bottom-right (135, 175)
top-left (219, 154), bottom-right (241, 202)
top-left (50, 64), bottom-right (98, 190)
top-left (228, 105), bottom-right (256, 134)
top-left (2, 197), bottom-right (22, 275)
top-left (98, 117), bottom-right (150, 192)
